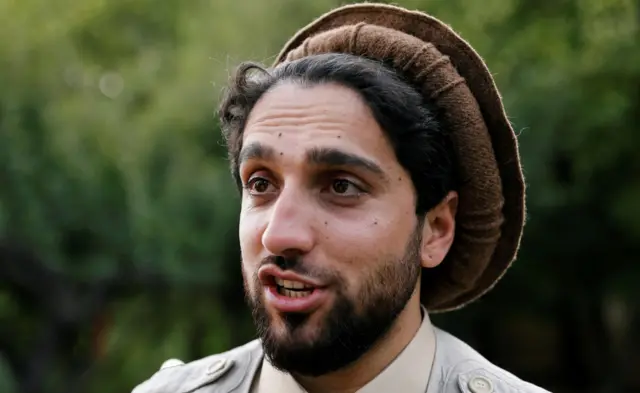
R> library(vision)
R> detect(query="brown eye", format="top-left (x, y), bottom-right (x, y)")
top-left (253, 179), bottom-right (270, 193)
top-left (246, 177), bottom-right (275, 195)
top-left (329, 178), bottom-right (366, 198)
top-left (332, 179), bottom-right (351, 194)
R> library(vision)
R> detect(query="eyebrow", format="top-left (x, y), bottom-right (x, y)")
top-left (238, 142), bottom-right (275, 164)
top-left (307, 147), bottom-right (386, 178)
top-left (238, 142), bottom-right (389, 182)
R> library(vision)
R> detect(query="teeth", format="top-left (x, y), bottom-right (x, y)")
top-left (280, 288), bottom-right (313, 298)
top-left (274, 277), bottom-right (313, 290)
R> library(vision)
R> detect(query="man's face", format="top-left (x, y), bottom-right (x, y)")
top-left (238, 81), bottom-right (423, 376)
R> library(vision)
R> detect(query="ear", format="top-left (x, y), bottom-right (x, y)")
top-left (420, 191), bottom-right (458, 269)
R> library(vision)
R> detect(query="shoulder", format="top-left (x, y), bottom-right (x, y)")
top-left (131, 339), bottom-right (263, 393)
top-left (433, 328), bottom-right (552, 393)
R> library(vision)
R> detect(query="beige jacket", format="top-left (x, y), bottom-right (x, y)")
top-left (131, 327), bottom-right (551, 393)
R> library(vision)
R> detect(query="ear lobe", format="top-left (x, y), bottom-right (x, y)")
top-left (420, 191), bottom-right (458, 269)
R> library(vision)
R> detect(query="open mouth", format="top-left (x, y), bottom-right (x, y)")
top-left (258, 265), bottom-right (328, 312)
top-left (275, 277), bottom-right (315, 298)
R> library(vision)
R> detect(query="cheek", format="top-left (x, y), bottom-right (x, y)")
top-left (239, 211), bottom-right (265, 270)
top-left (319, 221), bottom-right (384, 278)
top-left (325, 205), bottom-right (414, 253)
top-left (239, 205), bottom-right (264, 243)
top-left (320, 205), bottom-right (415, 285)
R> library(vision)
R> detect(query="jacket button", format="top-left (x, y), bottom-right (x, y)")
top-left (206, 358), bottom-right (227, 375)
top-left (160, 359), bottom-right (184, 370)
top-left (468, 376), bottom-right (494, 393)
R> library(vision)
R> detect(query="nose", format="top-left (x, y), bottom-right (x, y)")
top-left (261, 188), bottom-right (315, 257)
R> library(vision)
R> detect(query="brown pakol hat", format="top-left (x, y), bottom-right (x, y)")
top-left (271, 3), bottom-right (525, 313)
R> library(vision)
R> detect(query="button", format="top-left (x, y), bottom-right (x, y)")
top-left (206, 358), bottom-right (227, 375)
top-left (160, 358), bottom-right (185, 370)
top-left (468, 376), bottom-right (494, 393)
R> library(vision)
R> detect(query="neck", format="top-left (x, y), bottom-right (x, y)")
top-left (294, 293), bottom-right (424, 393)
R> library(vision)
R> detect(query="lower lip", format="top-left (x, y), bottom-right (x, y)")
top-left (264, 286), bottom-right (328, 313)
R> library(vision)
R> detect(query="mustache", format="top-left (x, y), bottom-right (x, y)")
top-left (260, 254), bottom-right (307, 272)
top-left (259, 255), bottom-right (333, 282)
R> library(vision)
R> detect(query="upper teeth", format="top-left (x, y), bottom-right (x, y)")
top-left (275, 277), bottom-right (312, 290)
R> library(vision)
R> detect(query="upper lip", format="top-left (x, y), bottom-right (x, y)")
top-left (258, 264), bottom-right (325, 288)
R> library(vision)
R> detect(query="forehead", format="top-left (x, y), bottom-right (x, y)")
top-left (242, 82), bottom-right (396, 163)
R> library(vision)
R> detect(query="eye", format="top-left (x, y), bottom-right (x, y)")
top-left (245, 177), bottom-right (277, 195)
top-left (329, 179), bottom-right (363, 197)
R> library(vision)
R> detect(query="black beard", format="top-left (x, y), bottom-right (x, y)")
top-left (244, 228), bottom-right (422, 377)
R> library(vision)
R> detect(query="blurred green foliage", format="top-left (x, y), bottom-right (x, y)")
top-left (0, 0), bottom-right (638, 392)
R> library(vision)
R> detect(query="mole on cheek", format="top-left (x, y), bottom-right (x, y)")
top-left (278, 132), bottom-right (282, 137)
top-left (279, 152), bottom-right (283, 156)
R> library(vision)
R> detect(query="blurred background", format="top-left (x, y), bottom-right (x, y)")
top-left (0, 0), bottom-right (639, 392)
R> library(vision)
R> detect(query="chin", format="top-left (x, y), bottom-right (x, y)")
top-left (274, 310), bottom-right (325, 337)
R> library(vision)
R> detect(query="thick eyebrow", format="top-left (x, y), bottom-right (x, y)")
top-left (238, 142), bottom-right (276, 165)
top-left (238, 142), bottom-right (389, 183)
top-left (307, 147), bottom-right (388, 182)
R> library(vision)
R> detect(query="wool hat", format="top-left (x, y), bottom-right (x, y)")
top-left (272, 3), bottom-right (526, 312)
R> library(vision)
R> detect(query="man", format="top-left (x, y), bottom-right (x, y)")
top-left (133, 3), bottom-right (550, 393)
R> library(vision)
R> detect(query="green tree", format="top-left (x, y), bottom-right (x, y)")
top-left (1, 0), bottom-right (638, 392)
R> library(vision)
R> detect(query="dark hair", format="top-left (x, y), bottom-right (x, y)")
top-left (217, 52), bottom-right (456, 215)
